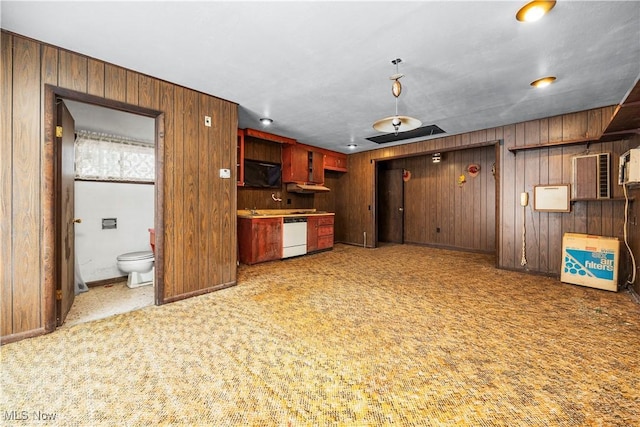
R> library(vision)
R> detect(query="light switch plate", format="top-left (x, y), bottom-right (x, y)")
top-left (204, 116), bottom-right (212, 127)
top-left (219, 168), bottom-right (231, 179)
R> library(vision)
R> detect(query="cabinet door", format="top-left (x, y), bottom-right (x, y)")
top-left (307, 216), bottom-right (320, 252)
top-left (282, 145), bottom-right (309, 183)
top-left (254, 218), bottom-right (283, 263)
top-left (238, 217), bottom-right (282, 264)
top-left (310, 151), bottom-right (324, 184)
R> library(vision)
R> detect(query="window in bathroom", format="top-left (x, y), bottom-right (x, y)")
top-left (74, 130), bottom-right (155, 183)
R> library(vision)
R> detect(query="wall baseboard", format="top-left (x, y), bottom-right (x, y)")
top-left (86, 276), bottom-right (128, 288)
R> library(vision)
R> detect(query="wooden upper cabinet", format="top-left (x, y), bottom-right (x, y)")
top-left (282, 144), bottom-right (308, 182)
top-left (282, 145), bottom-right (324, 184)
top-left (324, 152), bottom-right (348, 172)
top-left (279, 137), bottom-right (348, 183)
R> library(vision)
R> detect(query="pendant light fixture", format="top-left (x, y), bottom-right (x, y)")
top-left (373, 58), bottom-right (422, 135)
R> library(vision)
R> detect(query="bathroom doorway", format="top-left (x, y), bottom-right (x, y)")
top-left (49, 87), bottom-right (163, 328)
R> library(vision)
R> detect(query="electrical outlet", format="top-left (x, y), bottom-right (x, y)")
top-left (204, 116), bottom-right (212, 127)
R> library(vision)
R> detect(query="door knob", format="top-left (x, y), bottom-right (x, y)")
top-left (73, 218), bottom-right (82, 224)
top-left (398, 207), bottom-right (404, 212)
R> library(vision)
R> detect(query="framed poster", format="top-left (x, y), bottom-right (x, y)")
top-left (533, 184), bottom-right (571, 212)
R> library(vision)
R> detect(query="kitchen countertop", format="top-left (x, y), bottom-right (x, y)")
top-left (237, 209), bottom-right (335, 219)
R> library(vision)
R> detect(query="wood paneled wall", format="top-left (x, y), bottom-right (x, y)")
top-left (1, 32), bottom-right (238, 342)
top-left (336, 107), bottom-right (638, 280)
top-left (384, 145), bottom-right (496, 252)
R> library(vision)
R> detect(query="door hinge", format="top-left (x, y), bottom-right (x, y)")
top-left (56, 126), bottom-right (63, 138)
top-left (56, 290), bottom-right (62, 301)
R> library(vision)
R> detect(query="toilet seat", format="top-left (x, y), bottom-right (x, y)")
top-left (117, 251), bottom-right (154, 262)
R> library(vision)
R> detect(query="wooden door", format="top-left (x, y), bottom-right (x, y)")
top-left (378, 168), bottom-right (404, 243)
top-left (56, 101), bottom-right (76, 326)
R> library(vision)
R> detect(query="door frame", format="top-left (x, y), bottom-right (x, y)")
top-left (43, 85), bottom-right (165, 332)
top-left (375, 164), bottom-right (405, 244)
top-left (372, 141), bottom-right (501, 263)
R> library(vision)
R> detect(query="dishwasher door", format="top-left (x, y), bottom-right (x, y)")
top-left (282, 218), bottom-right (307, 258)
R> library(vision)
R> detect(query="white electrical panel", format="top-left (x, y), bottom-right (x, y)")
top-left (618, 148), bottom-right (640, 185)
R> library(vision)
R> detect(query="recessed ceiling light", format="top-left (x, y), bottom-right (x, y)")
top-left (347, 144), bottom-right (357, 150)
top-left (260, 118), bottom-right (273, 125)
top-left (516, 1), bottom-right (556, 22)
top-left (530, 76), bottom-right (557, 88)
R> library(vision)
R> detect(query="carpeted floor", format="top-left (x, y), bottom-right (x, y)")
top-left (1, 244), bottom-right (639, 426)
top-left (62, 281), bottom-right (154, 328)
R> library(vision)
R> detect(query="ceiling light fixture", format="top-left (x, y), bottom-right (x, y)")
top-left (530, 76), bottom-right (557, 88)
top-left (347, 144), bottom-right (358, 150)
top-left (373, 58), bottom-right (422, 136)
top-left (260, 117), bottom-right (273, 125)
top-left (516, 1), bottom-right (556, 22)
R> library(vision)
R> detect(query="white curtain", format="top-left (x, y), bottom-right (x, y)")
top-left (75, 130), bottom-right (155, 182)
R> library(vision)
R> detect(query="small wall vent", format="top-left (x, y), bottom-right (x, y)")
top-left (571, 153), bottom-right (610, 200)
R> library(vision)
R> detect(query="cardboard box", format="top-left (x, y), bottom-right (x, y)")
top-left (561, 233), bottom-right (619, 292)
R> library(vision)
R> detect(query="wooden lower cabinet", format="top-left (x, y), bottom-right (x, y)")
top-left (307, 215), bottom-right (335, 253)
top-left (238, 217), bottom-right (283, 265)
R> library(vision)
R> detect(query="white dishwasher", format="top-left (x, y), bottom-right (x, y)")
top-left (282, 217), bottom-right (307, 258)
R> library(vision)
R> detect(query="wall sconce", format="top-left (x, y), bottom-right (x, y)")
top-left (432, 153), bottom-right (442, 163)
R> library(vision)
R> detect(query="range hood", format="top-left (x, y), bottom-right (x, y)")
top-left (286, 183), bottom-right (330, 193)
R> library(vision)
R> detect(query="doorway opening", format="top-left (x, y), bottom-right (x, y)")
top-left (374, 144), bottom-right (498, 254)
top-left (62, 100), bottom-right (157, 327)
top-left (376, 163), bottom-right (405, 245)
top-left (46, 85), bottom-right (164, 330)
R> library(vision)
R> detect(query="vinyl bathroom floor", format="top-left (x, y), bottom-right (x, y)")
top-left (60, 281), bottom-right (154, 328)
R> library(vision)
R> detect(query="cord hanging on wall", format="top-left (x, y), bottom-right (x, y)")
top-left (521, 192), bottom-right (528, 268)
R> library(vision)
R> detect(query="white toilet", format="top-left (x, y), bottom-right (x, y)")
top-left (117, 251), bottom-right (154, 288)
